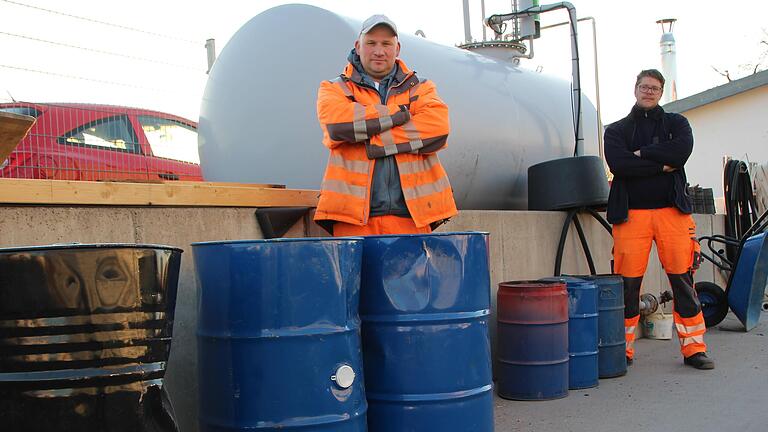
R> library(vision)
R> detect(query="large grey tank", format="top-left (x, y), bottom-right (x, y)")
top-left (198, 4), bottom-right (600, 209)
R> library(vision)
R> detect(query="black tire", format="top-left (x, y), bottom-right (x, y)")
top-left (695, 281), bottom-right (728, 328)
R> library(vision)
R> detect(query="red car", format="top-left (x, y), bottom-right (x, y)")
top-left (0, 102), bottom-right (202, 181)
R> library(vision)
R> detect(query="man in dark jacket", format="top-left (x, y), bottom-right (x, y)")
top-left (604, 69), bottom-right (714, 370)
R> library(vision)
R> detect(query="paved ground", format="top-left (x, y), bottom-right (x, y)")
top-left (493, 312), bottom-right (768, 432)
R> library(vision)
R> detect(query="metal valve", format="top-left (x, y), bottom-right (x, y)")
top-left (639, 290), bottom-right (673, 316)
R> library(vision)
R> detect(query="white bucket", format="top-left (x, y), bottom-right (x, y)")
top-left (642, 311), bottom-right (674, 340)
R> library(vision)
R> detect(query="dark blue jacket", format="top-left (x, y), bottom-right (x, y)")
top-left (604, 105), bottom-right (694, 224)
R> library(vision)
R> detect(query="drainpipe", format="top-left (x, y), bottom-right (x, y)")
top-left (540, 17), bottom-right (603, 159)
top-left (487, 2), bottom-right (583, 156)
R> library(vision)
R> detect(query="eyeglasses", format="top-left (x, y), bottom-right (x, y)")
top-left (637, 84), bottom-right (662, 95)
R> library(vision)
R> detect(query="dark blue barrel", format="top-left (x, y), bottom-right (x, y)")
top-left (543, 277), bottom-right (598, 389)
top-left (0, 244), bottom-right (182, 432)
top-left (582, 275), bottom-right (626, 378)
top-left (497, 280), bottom-right (569, 400)
top-left (193, 238), bottom-right (367, 432)
top-left (359, 232), bottom-right (493, 432)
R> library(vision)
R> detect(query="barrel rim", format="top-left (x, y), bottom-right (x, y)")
top-left (191, 237), bottom-right (363, 247)
top-left (572, 273), bottom-right (622, 279)
top-left (360, 231), bottom-right (489, 239)
top-left (539, 276), bottom-right (597, 288)
top-left (0, 243), bottom-right (183, 253)
top-left (499, 280), bottom-right (566, 288)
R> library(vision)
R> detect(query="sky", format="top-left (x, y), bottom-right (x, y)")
top-left (1, 0), bottom-right (766, 124)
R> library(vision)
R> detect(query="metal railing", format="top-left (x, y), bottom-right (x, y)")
top-left (0, 0), bottom-right (208, 182)
top-left (1, 101), bottom-right (202, 181)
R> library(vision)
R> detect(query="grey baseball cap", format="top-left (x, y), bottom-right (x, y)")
top-left (360, 14), bottom-right (398, 36)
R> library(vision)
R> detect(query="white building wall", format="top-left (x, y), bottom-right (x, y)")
top-left (682, 85), bottom-right (768, 197)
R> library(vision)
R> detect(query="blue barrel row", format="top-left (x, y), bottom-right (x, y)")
top-left (496, 274), bottom-right (626, 400)
top-left (193, 233), bottom-right (495, 432)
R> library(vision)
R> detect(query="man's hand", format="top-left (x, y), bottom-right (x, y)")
top-left (662, 165), bottom-right (677, 172)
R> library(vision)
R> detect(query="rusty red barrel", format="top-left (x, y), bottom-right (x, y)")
top-left (496, 280), bottom-right (569, 400)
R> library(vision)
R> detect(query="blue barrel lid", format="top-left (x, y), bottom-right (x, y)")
top-left (540, 276), bottom-right (595, 289)
top-left (576, 273), bottom-right (623, 281)
top-left (360, 231), bottom-right (489, 239)
top-left (191, 236), bottom-right (362, 247)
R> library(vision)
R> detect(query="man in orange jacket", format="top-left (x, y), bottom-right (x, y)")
top-left (315, 14), bottom-right (457, 236)
top-left (605, 69), bottom-right (714, 370)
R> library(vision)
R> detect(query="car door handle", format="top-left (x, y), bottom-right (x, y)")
top-left (158, 173), bottom-right (179, 181)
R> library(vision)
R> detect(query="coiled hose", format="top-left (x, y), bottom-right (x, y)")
top-left (723, 159), bottom-right (758, 261)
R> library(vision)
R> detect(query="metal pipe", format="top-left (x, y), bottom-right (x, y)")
top-left (463, 0), bottom-right (473, 44)
top-left (481, 0), bottom-right (487, 41)
top-left (539, 17), bottom-right (603, 159)
top-left (486, 2), bottom-right (583, 156)
top-left (657, 19), bottom-right (678, 103)
top-left (205, 38), bottom-right (216, 74)
top-left (518, 36), bottom-right (535, 59)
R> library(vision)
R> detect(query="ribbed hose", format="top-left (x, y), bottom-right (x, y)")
top-left (723, 159), bottom-right (758, 261)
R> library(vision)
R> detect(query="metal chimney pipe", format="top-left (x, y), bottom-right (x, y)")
top-left (657, 18), bottom-right (678, 103)
top-left (463, 0), bottom-right (473, 43)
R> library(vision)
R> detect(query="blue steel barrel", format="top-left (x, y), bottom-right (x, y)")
top-left (728, 232), bottom-right (768, 331)
top-left (497, 280), bottom-right (569, 400)
top-left (0, 243), bottom-right (182, 432)
top-left (193, 238), bottom-right (367, 432)
top-left (581, 275), bottom-right (627, 378)
top-left (359, 232), bottom-right (493, 432)
top-left (542, 277), bottom-right (598, 389)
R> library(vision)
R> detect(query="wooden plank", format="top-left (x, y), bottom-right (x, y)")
top-left (0, 179), bottom-right (318, 207)
top-left (98, 180), bottom-right (286, 189)
top-left (0, 111), bottom-right (36, 163)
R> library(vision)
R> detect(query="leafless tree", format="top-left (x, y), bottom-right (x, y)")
top-left (712, 29), bottom-right (768, 82)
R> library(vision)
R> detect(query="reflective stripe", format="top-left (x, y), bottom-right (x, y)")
top-left (680, 335), bottom-right (705, 346)
top-left (398, 155), bottom-right (439, 175)
top-left (408, 79), bottom-right (425, 99)
top-left (675, 322), bottom-right (706, 334)
top-left (625, 326), bottom-right (636, 334)
top-left (376, 104), bottom-right (394, 131)
top-left (401, 119), bottom-right (424, 152)
top-left (332, 77), bottom-right (354, 97)
top-left (374, 105), bottom-right (395, 147)
top-left (353, 103), bottom-right (367, 142)
top-left (403, 175), bottom-right (451, 200)
top-left (328, 154), bottom-right (370, 174)
top-left (384, 145), bottom-right (398, 156)
top-left (321, 179), bottom-right (366, 199)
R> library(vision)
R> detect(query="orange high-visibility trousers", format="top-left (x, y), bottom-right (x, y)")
top-left (333, 215), bottom-right (432, 237)
top-left (613, 207), bottom-right (706, 359)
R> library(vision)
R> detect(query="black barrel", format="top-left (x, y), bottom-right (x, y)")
top-left (527, 156), bottom-right (609, 210)
top-left (0, 244), bottom-right (182, 432)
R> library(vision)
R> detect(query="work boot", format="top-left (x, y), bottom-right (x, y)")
top-left (684, 352), bottom-right (715, 370)
top-left (626, 356), bottom-right (633, 366)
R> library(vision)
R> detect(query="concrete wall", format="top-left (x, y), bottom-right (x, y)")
top-left (0, 206), bottom-right (724, 432)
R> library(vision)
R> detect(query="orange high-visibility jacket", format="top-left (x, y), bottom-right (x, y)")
top-left (314, 59), bottom-right (457, 228)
